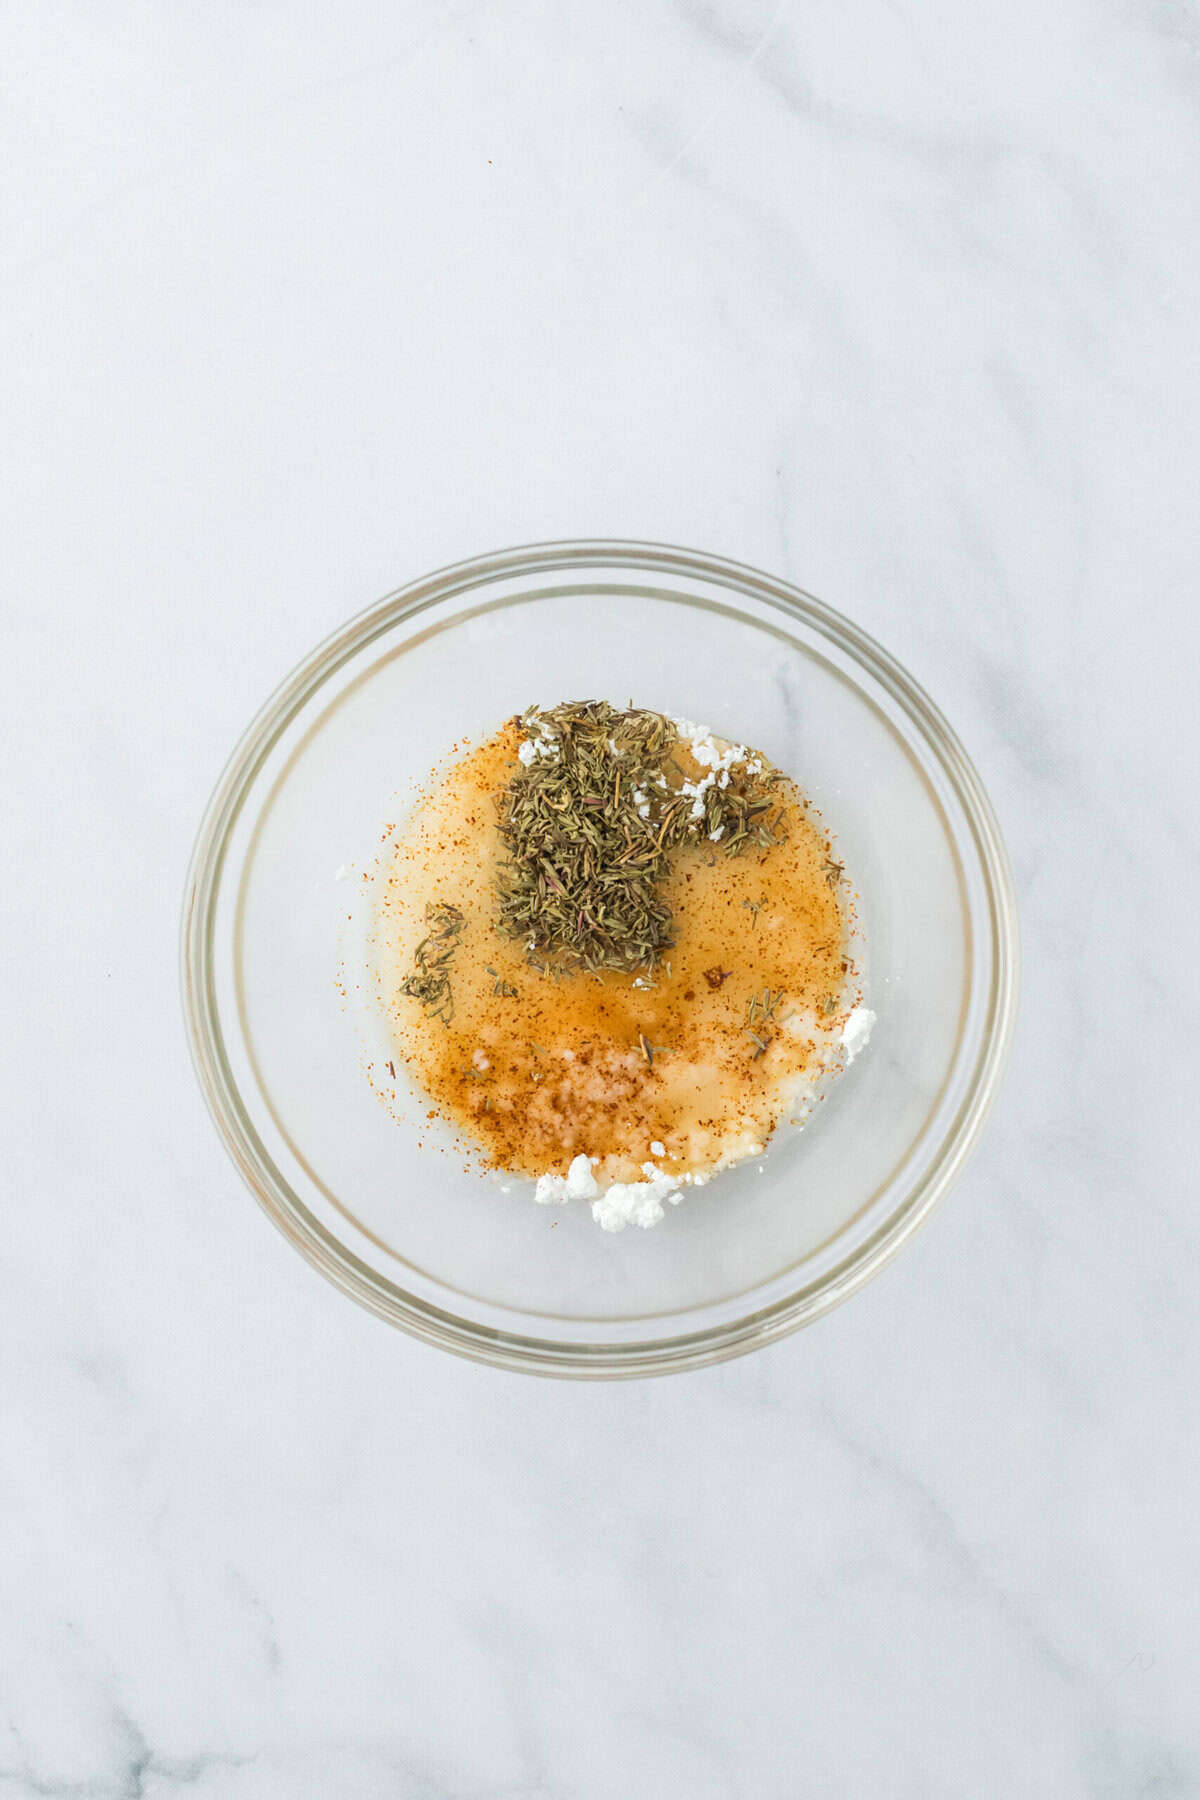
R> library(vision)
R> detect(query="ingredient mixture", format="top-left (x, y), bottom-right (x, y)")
top-left (370, 702), bottom-right (872, 1230)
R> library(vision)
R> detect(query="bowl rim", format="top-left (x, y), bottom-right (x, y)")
top-left (180, 538), bottom-right (1020, 1378)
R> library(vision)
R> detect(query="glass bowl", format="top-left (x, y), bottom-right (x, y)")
top-left (181, 541), bottom-right (1018, 1377)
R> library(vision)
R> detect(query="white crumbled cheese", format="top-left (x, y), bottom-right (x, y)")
top-left (673, 718), bottom-right (747, 772)
top-left (840, 1005), bottom-right (876, 1066)
top-left (530, 1152), bottom-right (684, 1231)
top-left (534, 1153), bottom-right (600, 1207)
top-left (671, 717), bottom-right (753, 822)
top-left (591, 1171), bottom-right (683, 1232)
top-left (517, 734), bottom-right (558, 766)
top-left (650, 1140), bottom-right (666, 1157)
top-left (709, 824), bottom-right (725, 842)
top-left (472, 1048), bottom-right (490, 1072)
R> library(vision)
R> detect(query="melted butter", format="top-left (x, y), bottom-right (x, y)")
top-left (372, 723), bottom-right (858, 1182)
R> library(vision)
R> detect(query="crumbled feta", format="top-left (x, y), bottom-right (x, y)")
top-left (671, 718), bottom-right (754, 822)
top-left (518, 734), bottom-right (558, 767)
top-left (840, 1006), bottom-right (876, 1066)
top-left (534, 1153), bottom-right (600, 1207)
top-left (472, 1049), bottom-right (490, 1072)
top-left (591, 1170), bottom-right (683, 1232)
top-left (673, 718), bottom-right (748, 773)
top-left (650, 1140), bottom-right (666, 1157)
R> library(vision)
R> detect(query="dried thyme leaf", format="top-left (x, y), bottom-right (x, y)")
top-left (747, 986), bottom-right (786, 1026)
top-left (745, 987), bottom-right (787, 1058)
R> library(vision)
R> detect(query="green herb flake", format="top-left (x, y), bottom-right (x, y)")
top-left (399, 901), bottom-right (465, 1026)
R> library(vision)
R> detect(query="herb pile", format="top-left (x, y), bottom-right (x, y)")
top-left (495, 701), bottom-right (785, 975)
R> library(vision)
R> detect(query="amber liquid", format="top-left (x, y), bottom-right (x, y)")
top-left (373, 725), bottom-right (857, 1182)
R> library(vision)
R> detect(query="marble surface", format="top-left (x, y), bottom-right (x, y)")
top-left (3, 2), bottom-right (1199, 1793)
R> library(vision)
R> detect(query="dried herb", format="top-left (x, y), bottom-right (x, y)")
top-left (495, 702), bottom-right (786, 974)
top-left (703, 966), bottom-right (732, 990)
top-left (745, 986), bottom-right (786, 1059)
top-left (399, 901), bottom-right (464, 1025)
top-left (823, 856), bottom-right (844, 887)
top-left (747, 986), bottom-right (786, 1026)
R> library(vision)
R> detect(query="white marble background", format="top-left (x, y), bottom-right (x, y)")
top-left (3, 2), bottom-right (1199, 1794)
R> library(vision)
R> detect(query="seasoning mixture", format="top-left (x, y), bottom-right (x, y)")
top-left (369, 702), bottom-right (873, 1230)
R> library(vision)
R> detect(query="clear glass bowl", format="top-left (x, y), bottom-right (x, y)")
top-left (181, 541), bottom-right (1018, 1377)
